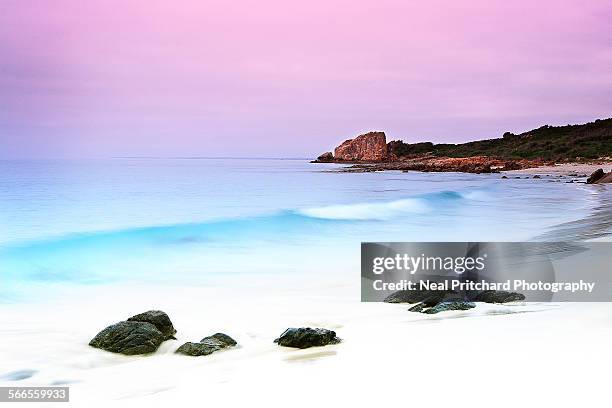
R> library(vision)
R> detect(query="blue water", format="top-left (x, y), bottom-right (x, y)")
top-left (0, 159), bottom-right (604, 298)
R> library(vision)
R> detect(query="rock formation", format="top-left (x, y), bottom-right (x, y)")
top-left (386, 289), bottom-right (525, 314)
top-left (333, 131), bottom-right (388, 161)
top-left (89, 321), bottom-right (166, 355)
top-left (175, 333), bottom-right (237, 356)
top-left (474, 290), bottom-right (525, 303)
top-left (89, 310), bottom-right (176, 355)
top-left (422, 299), bottom-right (476, 314)
top-left (384, 288), bottom-right (455, 304)
top-left (274, 327), bottom-right (341, 349)
top-left (127, 310), bottom-right (177, 340)
top-left (313, 152), bottom-right (334, 163)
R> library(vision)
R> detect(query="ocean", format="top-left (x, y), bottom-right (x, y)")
top-left (0, 158), bottom-right (605, 298)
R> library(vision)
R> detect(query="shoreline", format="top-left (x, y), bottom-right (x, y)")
top-left (320, 160), bottom-right (612, 177)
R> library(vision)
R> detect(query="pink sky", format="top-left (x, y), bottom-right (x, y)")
top-left (1, 0), bottom-right (611, 158)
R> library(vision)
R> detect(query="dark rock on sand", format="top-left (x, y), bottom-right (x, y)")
top-left (474, 290), bottom-right (525, 303)
top-left (89, 321), bottom-right (165, 355)
top-left (533, 175), bottom-right (541, 179)
top-left (422, 299), bottom-right (476, 314)
top-left (383, 289), bottom-right (452, 304)
top-left (274, 328), bottom-right (341, 349)
top-left (175, 333), bottom-right (237, 356)
top-left (408, 302), bottom-right (426, 313)
top-left (501, 175), bottom-right (508, 179)
top-left (205, 332), bottom-right (237, 347)
top-left (175, 341), bottom-right (222, 356)
top-left (127, 310), bottom-right (177, 340)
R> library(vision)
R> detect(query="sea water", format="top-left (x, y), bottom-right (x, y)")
top-left (1, 158), bottom-right (612, 403)
top-left (0, 158), bottom-right (606, 300)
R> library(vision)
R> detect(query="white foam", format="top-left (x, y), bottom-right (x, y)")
top-left (297, 198), bottom-right (430, 220)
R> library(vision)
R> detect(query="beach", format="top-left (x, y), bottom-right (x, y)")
top-left (509, 162), bottom-right (612, 176)
top-left (2, 280), bottom-right (612, 407)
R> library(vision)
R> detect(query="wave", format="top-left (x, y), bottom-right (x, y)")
top-left (0, 188), bottom-right (491, 287)
top-left (296, 189), bottom-right (483, 221)
top-left (1, 188), bottom-right (487, 250)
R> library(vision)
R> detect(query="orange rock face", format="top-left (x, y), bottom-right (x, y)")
top-left (333, 132), bottom-right (388, 161)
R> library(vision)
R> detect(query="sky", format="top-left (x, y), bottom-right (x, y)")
top-left (1, 0), bottom-right (611, 158)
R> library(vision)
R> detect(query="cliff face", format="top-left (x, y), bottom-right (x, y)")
top-left (333, 131), bottom-right (388, 161)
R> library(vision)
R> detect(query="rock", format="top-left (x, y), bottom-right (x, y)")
top-left (598, 173), bottom-right (612, 183)
top-left (422, 299), bottom-right (475, 314)
top-left (274, 328), bottom-right (341, 349)
top-left (312, 152), bottom-right (334, 163)
top-left (175, 333), bottom-right (237, 356)
top-left (533, 175), bottom-right (541, 179)
top-left (127, 310), bottom-right (177, 340)
top-left (587, 169), bottom-right (605, 184)
top-left (594, 172), bottom-right (612, 184)
top-left (408, 303), bottom-right (426, 313)
top-left (502, 161), bottom-right (522, 170)
top-left (175, 340), bottom-right (223, 356)
top-left (89, 321), bottom-right (165, 355)
top-left (383, 289), bottom-right (452, 304)
top-left (474, 290), bottom-right (525, 303)
top-left (501, 175), bottom-right (508, 179)
top-left (203, 332), bottom-right (237, 347)
top-left (334, 131), bottom-right (388, 161)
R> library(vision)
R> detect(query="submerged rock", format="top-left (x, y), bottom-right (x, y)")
top-left (274, 328), bottom-right (341, 349)
top-left (422, 299), bottom-right (476, 314)
top-left (127, 310), bottom-right (177, 340)
top-left (175, 333), bottom-right (237, 356)
top-left (89, 321), bottom-right (165, 355)
top-left (474, 290), bottom-right (525, 303)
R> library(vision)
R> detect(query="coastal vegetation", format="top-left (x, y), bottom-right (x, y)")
top-left (388, 118), bottom-right (612, 161)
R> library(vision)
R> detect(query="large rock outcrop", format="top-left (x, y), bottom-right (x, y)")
top-left (334, 132), bottom-right (388, 161)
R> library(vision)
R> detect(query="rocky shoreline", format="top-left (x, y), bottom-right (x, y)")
top-left (312, 130), bottom-right (611, 175)
top-left (88, 289), bottom-right (527, 357)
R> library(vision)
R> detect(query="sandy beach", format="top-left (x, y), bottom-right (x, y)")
top-left (507, 161), bottom-right (612, 177)
top-left (2, 276), bottom-right (612, 407)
